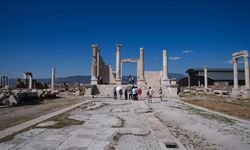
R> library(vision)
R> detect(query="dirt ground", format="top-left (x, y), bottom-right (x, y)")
top-left (181, 94), bottom-right (250, 120)
top-left (0, 95), bottom-right (83, 131)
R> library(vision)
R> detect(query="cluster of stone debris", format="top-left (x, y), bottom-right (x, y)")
top-left (0, 87), bottom-right (59, 106)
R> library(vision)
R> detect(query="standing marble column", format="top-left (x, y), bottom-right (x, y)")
top-left (162, 49), bottom-right (169, 80)
top-left (162, 49), bottom-right (170, 85)
top-left (91, 44), bottom-right (98, 85)
top-left (139, 48), bottom-right (145, 81)
top-left (116, 44), bottom-right (122, 84)
top-left (51, 67), bottom-right (55, 90)
top-left (0, 76), bottom-right (2, 87)
top-left (204, 65), bottom-right (208, 89)
top-left (97, 47), bottom-right (100, 77)
top-left (244, 56), bottom-right (250, 89)
top-left (28, 75), bottom-right (32, 89)
top-left (120, 62), bottom-right (123, 79)
top-left (233, 58), bottom-right (239, 90)
top-left (188, 75), bottom-right (191, 87)
top-left (137, 61), bottom-right (140, 81)
top-left (23, 72), bottom-right (27, 79)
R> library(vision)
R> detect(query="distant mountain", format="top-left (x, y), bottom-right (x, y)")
top-left (36, 73), bottom-right (185, 84)
top-left (36, 75), bottom-right (91, 84)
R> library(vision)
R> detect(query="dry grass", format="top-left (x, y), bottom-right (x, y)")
top-left (0, 97), bottom-right (82, 131)
top-left (182, 95), bottom-right (250, 120)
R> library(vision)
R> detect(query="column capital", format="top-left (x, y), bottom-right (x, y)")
top-left (116, 44), bottom-right (122, 49)
top-left (204, 65), bottom-right (208, 69)
top-left (97, 46), bottom-right (100, 52)
top-left (91, 44), bottom-right (98, 48)
top-left (232, 58), bottom-right (238, 63)
top-left (140, 47), bottom-right (144, 51)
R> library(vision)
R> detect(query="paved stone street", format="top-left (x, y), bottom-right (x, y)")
top-left (0, 98), bottom-right (250, 150)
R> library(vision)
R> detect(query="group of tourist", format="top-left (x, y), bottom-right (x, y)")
top-left (113, 86), bottom-right (163, 103)
top-left (113, 86), bottom-right (142, 100)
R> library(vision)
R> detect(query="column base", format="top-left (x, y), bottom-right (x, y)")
top-left (116, 79), bottom-right (122, 85)
top-left (162, 79), bottom-right (171, 86)
top-left (231, 88), bottom-right (240, 98)
top-left (138, 79), bottom-right (146, 86)
top-left (243, 88), bottom-right (250, 99)
top-left (91, 78), bottom-right (98, 85)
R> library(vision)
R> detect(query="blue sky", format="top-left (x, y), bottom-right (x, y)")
top-left (0, 0), bottom-right (250, 78)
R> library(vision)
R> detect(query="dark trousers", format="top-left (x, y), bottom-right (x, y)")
top-left (129, 94), bottom-right (132, 99)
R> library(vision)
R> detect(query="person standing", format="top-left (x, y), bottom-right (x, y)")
top-left (129, 74), bottom-right (132, 84)
top-left (91, 88), bottom-right (94, 98)
top-left (113, 87), bottom-right (117, 100)
top-left (132, 87), bottom-right (137, 100)
top-left (128, 88), bottom-right (132, 100)
top-left (147, 87), bottom-right (154, 103)
top-left (138, 87), bottom-right (142, 97)
top-left (131, 75), bottom-right (135, 84)
top-left (159, 87), bottom-right (163, 102)
top-left (124, 89), bottom-right (128, 100)
top-left (119, 89), bottom-right (123, 100)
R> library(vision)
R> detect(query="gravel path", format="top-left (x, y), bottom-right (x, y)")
top-left (0, 97), bottom-right (249, 150)
top-left (152, 99), bottom-right (250, 150)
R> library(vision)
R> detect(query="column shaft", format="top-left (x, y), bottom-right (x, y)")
top-left (245, 56), bottom-right (250, 89)
top-left (91, 44), bottom-right (98, 81)
top-left (137, 61), bottom-right (140, 81)
top-left (51, 67), bottom-right (55, 90)
top-left (233, 58), bottom-right (239, 89)
top-left (28, 76), bottom-right (32, 89)
top-left (139, 48), bottom-right (145, 80)
top-left (188, 75), bottom-right (190, 87)
top-left (204, 66), bottom-right (208, 89)
top-left (163, 49), bottom-right (169, 80)
top-left (116, 44), bottom-right (122, 81)
top-left (97, 48), bottom-right (100, 77)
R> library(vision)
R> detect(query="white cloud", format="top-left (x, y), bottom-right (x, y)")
top-left (182, 50), bottom-right (193, 54)
top-left (169, 57), bottom-right (181, 61)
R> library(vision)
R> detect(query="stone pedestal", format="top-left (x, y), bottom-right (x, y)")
top-left (138, 80), bottom-right (146, 87)
top-left (91, 79), bottom-right (98, 85)
top-left (162, 79), bottom-right (170, 86)
top-left (116, 79), bottom-right (122, 85)
top-left (243, 88), bottom-right (250, 99)
top-left (231, 88), bottom-right (240, 98)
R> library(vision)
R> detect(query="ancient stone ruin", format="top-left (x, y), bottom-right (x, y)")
top-left (89, 44), bottom-right (179, 98)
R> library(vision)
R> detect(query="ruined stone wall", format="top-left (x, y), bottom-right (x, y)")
top-left (144, 71), bottom-right (162, 88)
top-left (99, 56), bottom-right (116, 84)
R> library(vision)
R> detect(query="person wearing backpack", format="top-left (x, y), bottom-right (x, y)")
top-left (147, 87), bottom-right (153, 103)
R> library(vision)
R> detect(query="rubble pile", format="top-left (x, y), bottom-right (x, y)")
top-left (0, 89), bottom-right (59, 106)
